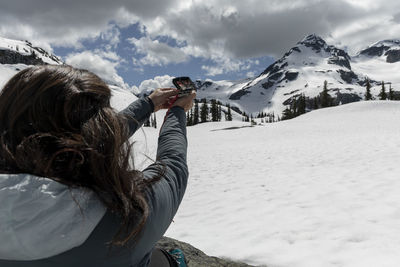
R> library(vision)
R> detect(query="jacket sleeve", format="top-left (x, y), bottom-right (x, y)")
top-left (129, 106), bottom-right (188, 265)
top-left (118, 97), bottom-right (154, 137)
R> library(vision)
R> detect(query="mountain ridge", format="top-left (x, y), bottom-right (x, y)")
top-left (193, 34), bottom-right (399, 116)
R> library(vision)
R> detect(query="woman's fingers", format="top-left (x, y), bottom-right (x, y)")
top-left (149, 88), bottom-right (179, 111)
top-left (172, 91), bottom-right (196, 112)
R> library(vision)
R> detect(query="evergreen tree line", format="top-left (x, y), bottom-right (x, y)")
top-left (281, 79), bottom-right (400, 121)
top-left (143, 113), bottom-right (157, 128)
top-left (187, 98), bottom-right (233, 126)
top-left (365, 79), bottom-right (398, 101)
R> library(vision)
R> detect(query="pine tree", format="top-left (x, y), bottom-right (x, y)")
top-left (289, 100), bottom-right (296, 117)
top-left (153, 113), bottom-right (157, 128)
top-left (365, 78), bottom-right (372, 100)
top-left (242, 112), bottom-right (249, 122)
top-left (200, 99), bottom-right (208, 123)
top-left (187, 110), bottom-right (192, 126)
top-left (226, 104), bottom-right (232, 121)
top-left (320, 80), bottom-right (331, 108)
top-left (297, 94), bottom-right (306, 115)
top-left (193, 101), bottom-right (199, 125)
top-left (217, 104), bottom-right (222, 121)
top-left (210, 99), bottom-right (218, 121)
top-left (269, 112), bottom-right (275, 123)
top-left (379, 81), bottom-right (387, 100)
top-left (389, 84), bottom-right (394, 100)
top-left (312, 97), bottom-right (319, 109)
top-left (281, 107), bottom-right (294, 120)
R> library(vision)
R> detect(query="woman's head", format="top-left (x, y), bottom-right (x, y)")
top-left (0, 65), bottom-right (151, 247)
top-left (0, 65), bottom-right (111, 151)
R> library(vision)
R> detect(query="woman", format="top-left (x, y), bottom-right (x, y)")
top-left (0, 65), bottom-right (195, 266)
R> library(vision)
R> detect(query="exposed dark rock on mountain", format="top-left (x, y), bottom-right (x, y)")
top-left (299, 34), bottom-right (326, 52)
top-left (260, 62), bottom-right (288, 76)
top-left (229, 89), bottom-right (251, 100)
top-left (328, 56), bottom-right (351, 69)
top-left (0, 49), bottom-right (46, 65)
top-left (386, 49), bottom-right (400, 63)
top-left (231, 106), bottom-right (243, 114)
top-left (284, 71), bottom-right (299, 81)
top-left (196, 80), bottom-right (213, 90)
top-left (360, 45), bottom-right (390, 57)
top-left (261, 80), bottom-right (275, 90)
top-left (268, 72), bottom-right (283, 81)
top-left (292, 47), bottom-right (301, 53)
top-left (337, 70), bottom-right (358, 84)
top-left (358, 40), bottom-right (400, 63)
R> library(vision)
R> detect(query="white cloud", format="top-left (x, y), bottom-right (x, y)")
top-left (138, 0), bottom-right (400, 60)
top-left (100, 25), bottom-right (121, 48)
top-left (65, 50), bottom-right (129, 90)
top-left (2, 0), bottom-right (400, 77)
top-left (129, 36), bottom-right (189, 66)
top-left (201, 58), bottom-right (259, 77)
top-left (246, 71), bottom-right (256, 78)
top-left (95, 50), bottom-right (123, 62)
top-left (138, 75), bottom-right (175, 93)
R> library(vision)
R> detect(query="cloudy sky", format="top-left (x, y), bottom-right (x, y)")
top-left (1, 0), bottom-right (400, 91)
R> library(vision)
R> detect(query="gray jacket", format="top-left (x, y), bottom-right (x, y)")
top-left (0, 98), bottom-right (188, 267)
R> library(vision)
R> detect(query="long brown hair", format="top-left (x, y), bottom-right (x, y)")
top-left (0, 65), bottom-right (154, 247)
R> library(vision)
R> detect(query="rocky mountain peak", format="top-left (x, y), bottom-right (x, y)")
top-left (298, 34), bottom-right (327, 49)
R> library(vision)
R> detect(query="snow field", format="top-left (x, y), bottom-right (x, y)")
top-left (133, 101), bottom-right (400, 267)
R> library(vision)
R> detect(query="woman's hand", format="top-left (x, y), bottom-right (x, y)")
top-left (149, 88), bottom-right (179, 112)
top-left (172, 90), bottom-right (196, 112)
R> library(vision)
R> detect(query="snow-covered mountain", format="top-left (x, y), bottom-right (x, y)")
top-left (357, 39), bottom-right (400, 63)
top-left (195, 34), bottom-right (400, 116)
top-left (0, 36), bottom-right (136, 108)
top-left (352, 39), bottom-right (400, 93)
top-left (0, 36), bottom-right (62, 65)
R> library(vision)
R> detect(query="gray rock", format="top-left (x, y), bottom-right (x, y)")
top-left (261, 80), bottom-right (275, 90)
top-left (359, 45), bottom-right (390, 57)
top-left (156, 236), bottom-right (262, 267)
top-left (284, 71), bottom-right (299, 81)
top-left (268, 72), bottom-right (283, 81)
top-left (292, 47), bottom-right (301, 53)
top-left (328, 56), bottom-right (351, 70)
top-left (386, 50), bottom-right (400, 63)
top-left (231, 106), bottom-right (243, 115)
top-left (299, 34), bottom-right (326, 52)
top-left (229, 89), bottom-right (251, 100)
top-left (337, 70), bottom-right (358, 84)
top-left (0, 49), bottom-right (46, 65)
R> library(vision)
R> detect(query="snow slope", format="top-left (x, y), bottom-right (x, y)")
top-left (132, 101), bottom-right (400, 267)
top-left (0, 36), bottom-right (62, 65)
